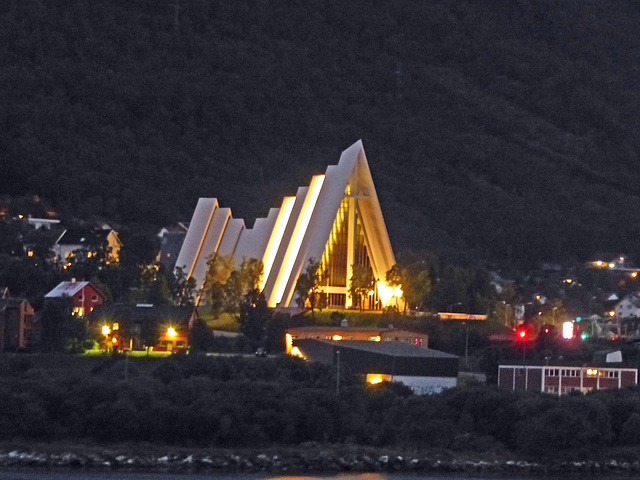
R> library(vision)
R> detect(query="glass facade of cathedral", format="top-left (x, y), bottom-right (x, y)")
top-left (317, 186), bottom-right (380, 309)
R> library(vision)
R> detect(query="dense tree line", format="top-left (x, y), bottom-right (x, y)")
top-left (2, 1), bottom-right (640, 266)
top-left (0, 353), bottom-right (639, 459)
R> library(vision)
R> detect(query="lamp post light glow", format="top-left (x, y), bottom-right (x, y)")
top-left (167, 327), bottom-right (176, 337)
top-left (101, 325), bottom-right (110, 336)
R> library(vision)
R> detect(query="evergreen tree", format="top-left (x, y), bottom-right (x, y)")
top-left (239, 288), bottom-right (271, 351)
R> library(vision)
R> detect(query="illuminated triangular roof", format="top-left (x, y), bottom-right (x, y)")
top-left (175, 140), bottom-right (396, 308)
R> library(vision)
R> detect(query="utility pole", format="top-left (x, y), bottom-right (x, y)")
top-left (336, 350), bottom-right (340, 396)
top-left (463, 322), bottom-right (469, 370)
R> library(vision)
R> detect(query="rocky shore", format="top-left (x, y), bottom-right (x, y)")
top-left (0, 446), bottom-right (638, 476)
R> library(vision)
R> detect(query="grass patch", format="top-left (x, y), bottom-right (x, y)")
top-left (198, 310), bottom-right (239, 331)
top-left (83, 348), bottom-right (172, 358)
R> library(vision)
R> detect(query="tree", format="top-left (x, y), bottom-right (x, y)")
top-left (201, 253), bottom-right (235, 312)
top-left (294, 258), bottom-right (326, 318)
top-left (386, 263), bottom-right (432, 312)
top-left (141, 317), bottom-right (161, 356)
top-left (349, 264), bottom-right (373, 312)
top-left (223, 258), bottom-right (263, 313)
top-left (40, 297), bottom-right (86, 352)
top-left (171, 266), bottom-right (196, 307)
top-left (129, 264), bottom-right (172, 305)
top-left (189, 318), bottom-right (215, 353)
top-left (239, 288), bottom-right (271, 351)
top-left (429, 264), bottom-right (472, 312)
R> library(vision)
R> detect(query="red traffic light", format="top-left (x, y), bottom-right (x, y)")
top-left (516, 327), bottom-right (528, 339)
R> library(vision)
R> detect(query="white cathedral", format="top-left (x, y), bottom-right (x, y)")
top-left (175, 140), bottom-right (402, 310)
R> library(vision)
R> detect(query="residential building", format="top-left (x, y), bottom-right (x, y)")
top-left (498, 365), bottom-right (637, 395)
top-left (615, 294), bottom-right (640, 319)
top-left (53, 227), bottom-right (121, 265)
top-left (292, 339), bottom-right (459, 394)
top-left (45, 280), bottom-right (106, 317)
top-left (0, 297), bottom-right (36, 352)
top-left (88, 304), bottom-right (198, 352)
top-left (156, 222), bottom-right (189, 268)
top-left (175, 141), bottom-right (399, 310)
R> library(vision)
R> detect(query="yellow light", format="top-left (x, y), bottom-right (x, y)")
top-left (367, 373), bottom-right (391, 385)
top-left (368, 290), bottom-right (374, 296)
top-left (167, 327), bottom-right (176, 337)
top-left (290, 346), bottom-right (305, 359)
top-left (112, 323), bottom-right (119, 330)
top-left (285, 333), bottom-right (293, 355)
top-left (587, 369), bottom-right (592, 375)
top-left (596, 261), bottom-right (602, 266)
top-left (269, 175), bottom-right (325, 307)
top-left (377, 282), bottom-right (403, 307)
top-left (332, 334), bottom-right (343, 341)
top-left (112, 337), bottom-right (118, 344)
top-left (261, 196), bottom-right (296, 290)
top-left (632, 272), bottom-right (638, 278)
top-left (101, 325), bottom-right (110, 336)
top-left (565, 278), bottom-right (572, 284)
top-left (374, 336), bottom-right (381, 342)
top-left (609, 311), bottom-right (615, 317)
top-left (620, 257), bottom-right (625, 262)
top-left (535, 295), bottom-right (541, 300)
top-left (27, 250), bottom-right (33, 257)
top-left (609, 263), bottom-right (615, 268)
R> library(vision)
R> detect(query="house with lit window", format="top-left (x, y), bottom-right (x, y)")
top-left (45, 280), bottom-right (106, 317)
top-left (614, 295), bottom-right (640, 319)
top-left (87, 304), bottom-right (197, 353)
top-left (157, 222), bottom-right (190, 268)
top-left (0, 297), bottom-right (36, 352)
top-left (53, 227), bottom-right (121, 266)
top-left (498, 364), bottom-right (637, 395)
top-left (292, 339), bottom-right (458, 394)
top-left (175, 141), bottom-right (401, 310)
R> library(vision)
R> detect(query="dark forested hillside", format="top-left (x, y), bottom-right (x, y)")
top-left (2, 0), bottom-right (640, 265)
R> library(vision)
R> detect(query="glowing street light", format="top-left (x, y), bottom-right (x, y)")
top-left (167, 327), bottom-right (176, 337)
top-left (101, 325), bottom-right (111, 336)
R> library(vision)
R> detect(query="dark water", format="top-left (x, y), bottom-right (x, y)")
top-left (0, 472), bottom-right (535, 480)
top-left (0, 472), bottom-right (630, 480)
top-left (0, 473), bottom-right (405, 480)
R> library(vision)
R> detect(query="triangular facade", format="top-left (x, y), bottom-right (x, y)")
top-left (175, 140), bottom-right (397, 309)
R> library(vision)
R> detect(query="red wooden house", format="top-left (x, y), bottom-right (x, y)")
top-left (45, 280), bottom-right (106, 316)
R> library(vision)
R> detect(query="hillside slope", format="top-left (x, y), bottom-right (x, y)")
top-left (2, 0), bottom-right (640, 265)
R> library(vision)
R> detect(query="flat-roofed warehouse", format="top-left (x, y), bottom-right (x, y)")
top-left (293, 339), bottom-right (459, 394)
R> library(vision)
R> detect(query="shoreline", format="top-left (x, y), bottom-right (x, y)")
top-left (0, 445), bottom-right (638, 476)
